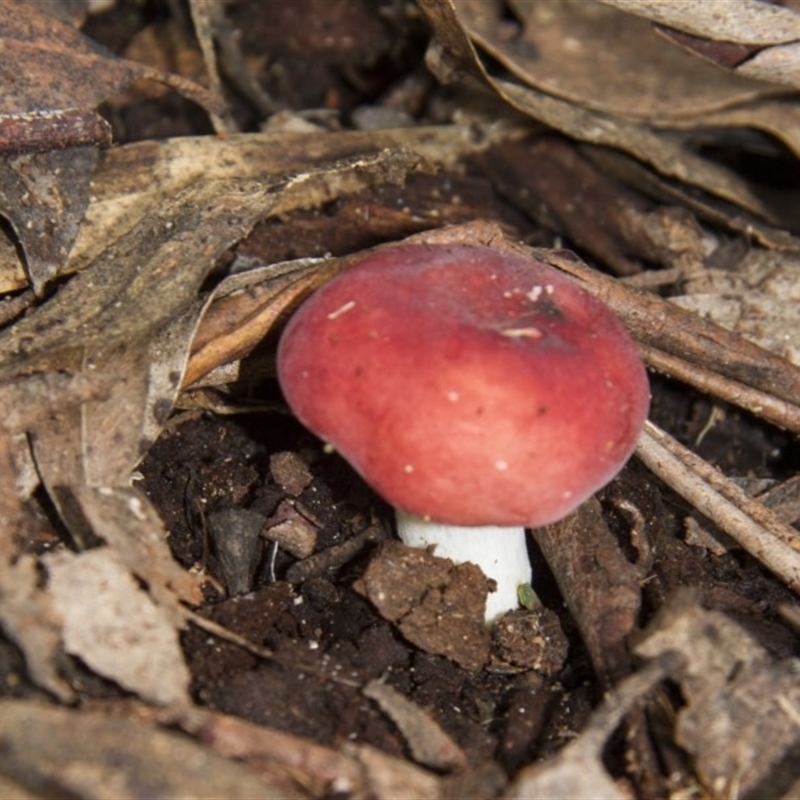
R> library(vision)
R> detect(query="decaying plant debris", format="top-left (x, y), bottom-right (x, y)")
top-left (2, 1), bottom-right (800, 798)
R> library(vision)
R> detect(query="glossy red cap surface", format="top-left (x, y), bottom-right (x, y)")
top-left (278, 244), bottom-right (649, 527)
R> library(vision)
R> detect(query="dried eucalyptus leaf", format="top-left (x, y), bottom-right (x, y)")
top-left (634, 592), bottom-right (800, 797)
top-left (363, 679), bottom-right (467, 772)
top-left (184, 257), bottom-right (336, 387)
top-left (0, 0), bottom-right (224, 119)
top-left (505, 654), bottom-right (681, 800)
top-left (0, 147), bottom-right (97, 294)
top-left (67, 126), bottom-right (506, 273)
top-left (470, 0), bottom-right (781, 121)
top-left (45, 548), bottom-right (191, 706)
top-left (737, 41), bottom-right (800, 91)
top-left (0, 700), bottom-right (297, 799)
top-left (672, 250), bottom-right (800, 367)
top-left (0, 555), bottom-right (72, 702)
top-left (418, 0), bottom-right (785, 227)
top-left (597, 0), bottom-right (800, 46)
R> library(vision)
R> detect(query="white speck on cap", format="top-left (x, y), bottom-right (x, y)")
top-left (527, 285), bottom-right (543, 302)
top-left (501, 327), bottom-right (543, 339)
top-left (327, 300), bottom-right (356, 320)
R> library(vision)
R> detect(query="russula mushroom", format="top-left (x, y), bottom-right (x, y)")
top-left (277, 243), bottom-right (649, 620)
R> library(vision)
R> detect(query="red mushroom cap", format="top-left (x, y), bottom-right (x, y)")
top-left (277, 244), bottom-right (649, 527)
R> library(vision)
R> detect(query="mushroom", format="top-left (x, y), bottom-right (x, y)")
top-left (277, 243), bottom-right (649, 620)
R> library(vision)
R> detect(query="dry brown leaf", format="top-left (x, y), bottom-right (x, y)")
top-left (0, 554), bottom-right (72, 702)
top-left (635, 591), bottom-right (800, 797)
top-left (66, 125), bottom-right (519, 274)
top-left (363, 678), bottom-right (467, 772)
top-left (0, 0), bottom-right (227, 296)
top-left (504, 653), bottom-right (682, 800)
top-left (598, 0), bottom-right (800, 46)
top-left (0, 147), bottom-right (99, 294)
top-left (672, 249), bottom-right (800, 368)
top-left (467, 0), bottom-right (782, 121)
top-left (0, 700), bottom-right (300, 799)
top-left (738, 40), bottom-right (800, 89)
top-left (68, 485), bottom-right (202, 613)
top-left (184, 257), bottom-right (337, 388)
top-left (7, 177), bottom-right (278, 493)
top-left (601, 0), bottom-right (800, 93)
top-left (0, 0), bottom-right (223, 122)
top-left (418, 0), bottom-right (792, 230)
top-left (45, 547), bottom-right (191, 706)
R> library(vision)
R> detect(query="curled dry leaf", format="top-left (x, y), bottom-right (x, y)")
top-left (0, 0), bottom-right (226, 295)
top-left (0, 0), bottom-right (225, 124)
top-left (0, 700), bottom-right (299, 800)
top-left (363, 678), bottom-right (467, 772)
top-left (635, 590), bottom-right (800, 797)
top-left (504, 652), bottom-right (684, 800)
top-left (467, 0), bottom-right (783, 121)
top-left (601, 0), bottom-right (800, 93)
top-left (419, 0), bottom-right (800, 230)
top-left (598, 0), bottom-right (800, 46)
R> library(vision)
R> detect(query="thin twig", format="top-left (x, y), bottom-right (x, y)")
top-left (641, 343), bottom-right (800, 434)
top-left (636, 420), bottom-right (800, 594)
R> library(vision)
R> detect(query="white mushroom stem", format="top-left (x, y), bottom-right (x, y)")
top-left (395, 509), bottom-right (533, 622)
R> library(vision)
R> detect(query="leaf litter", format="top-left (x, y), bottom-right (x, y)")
top-left (1, 1), bottom-right (800, 798)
